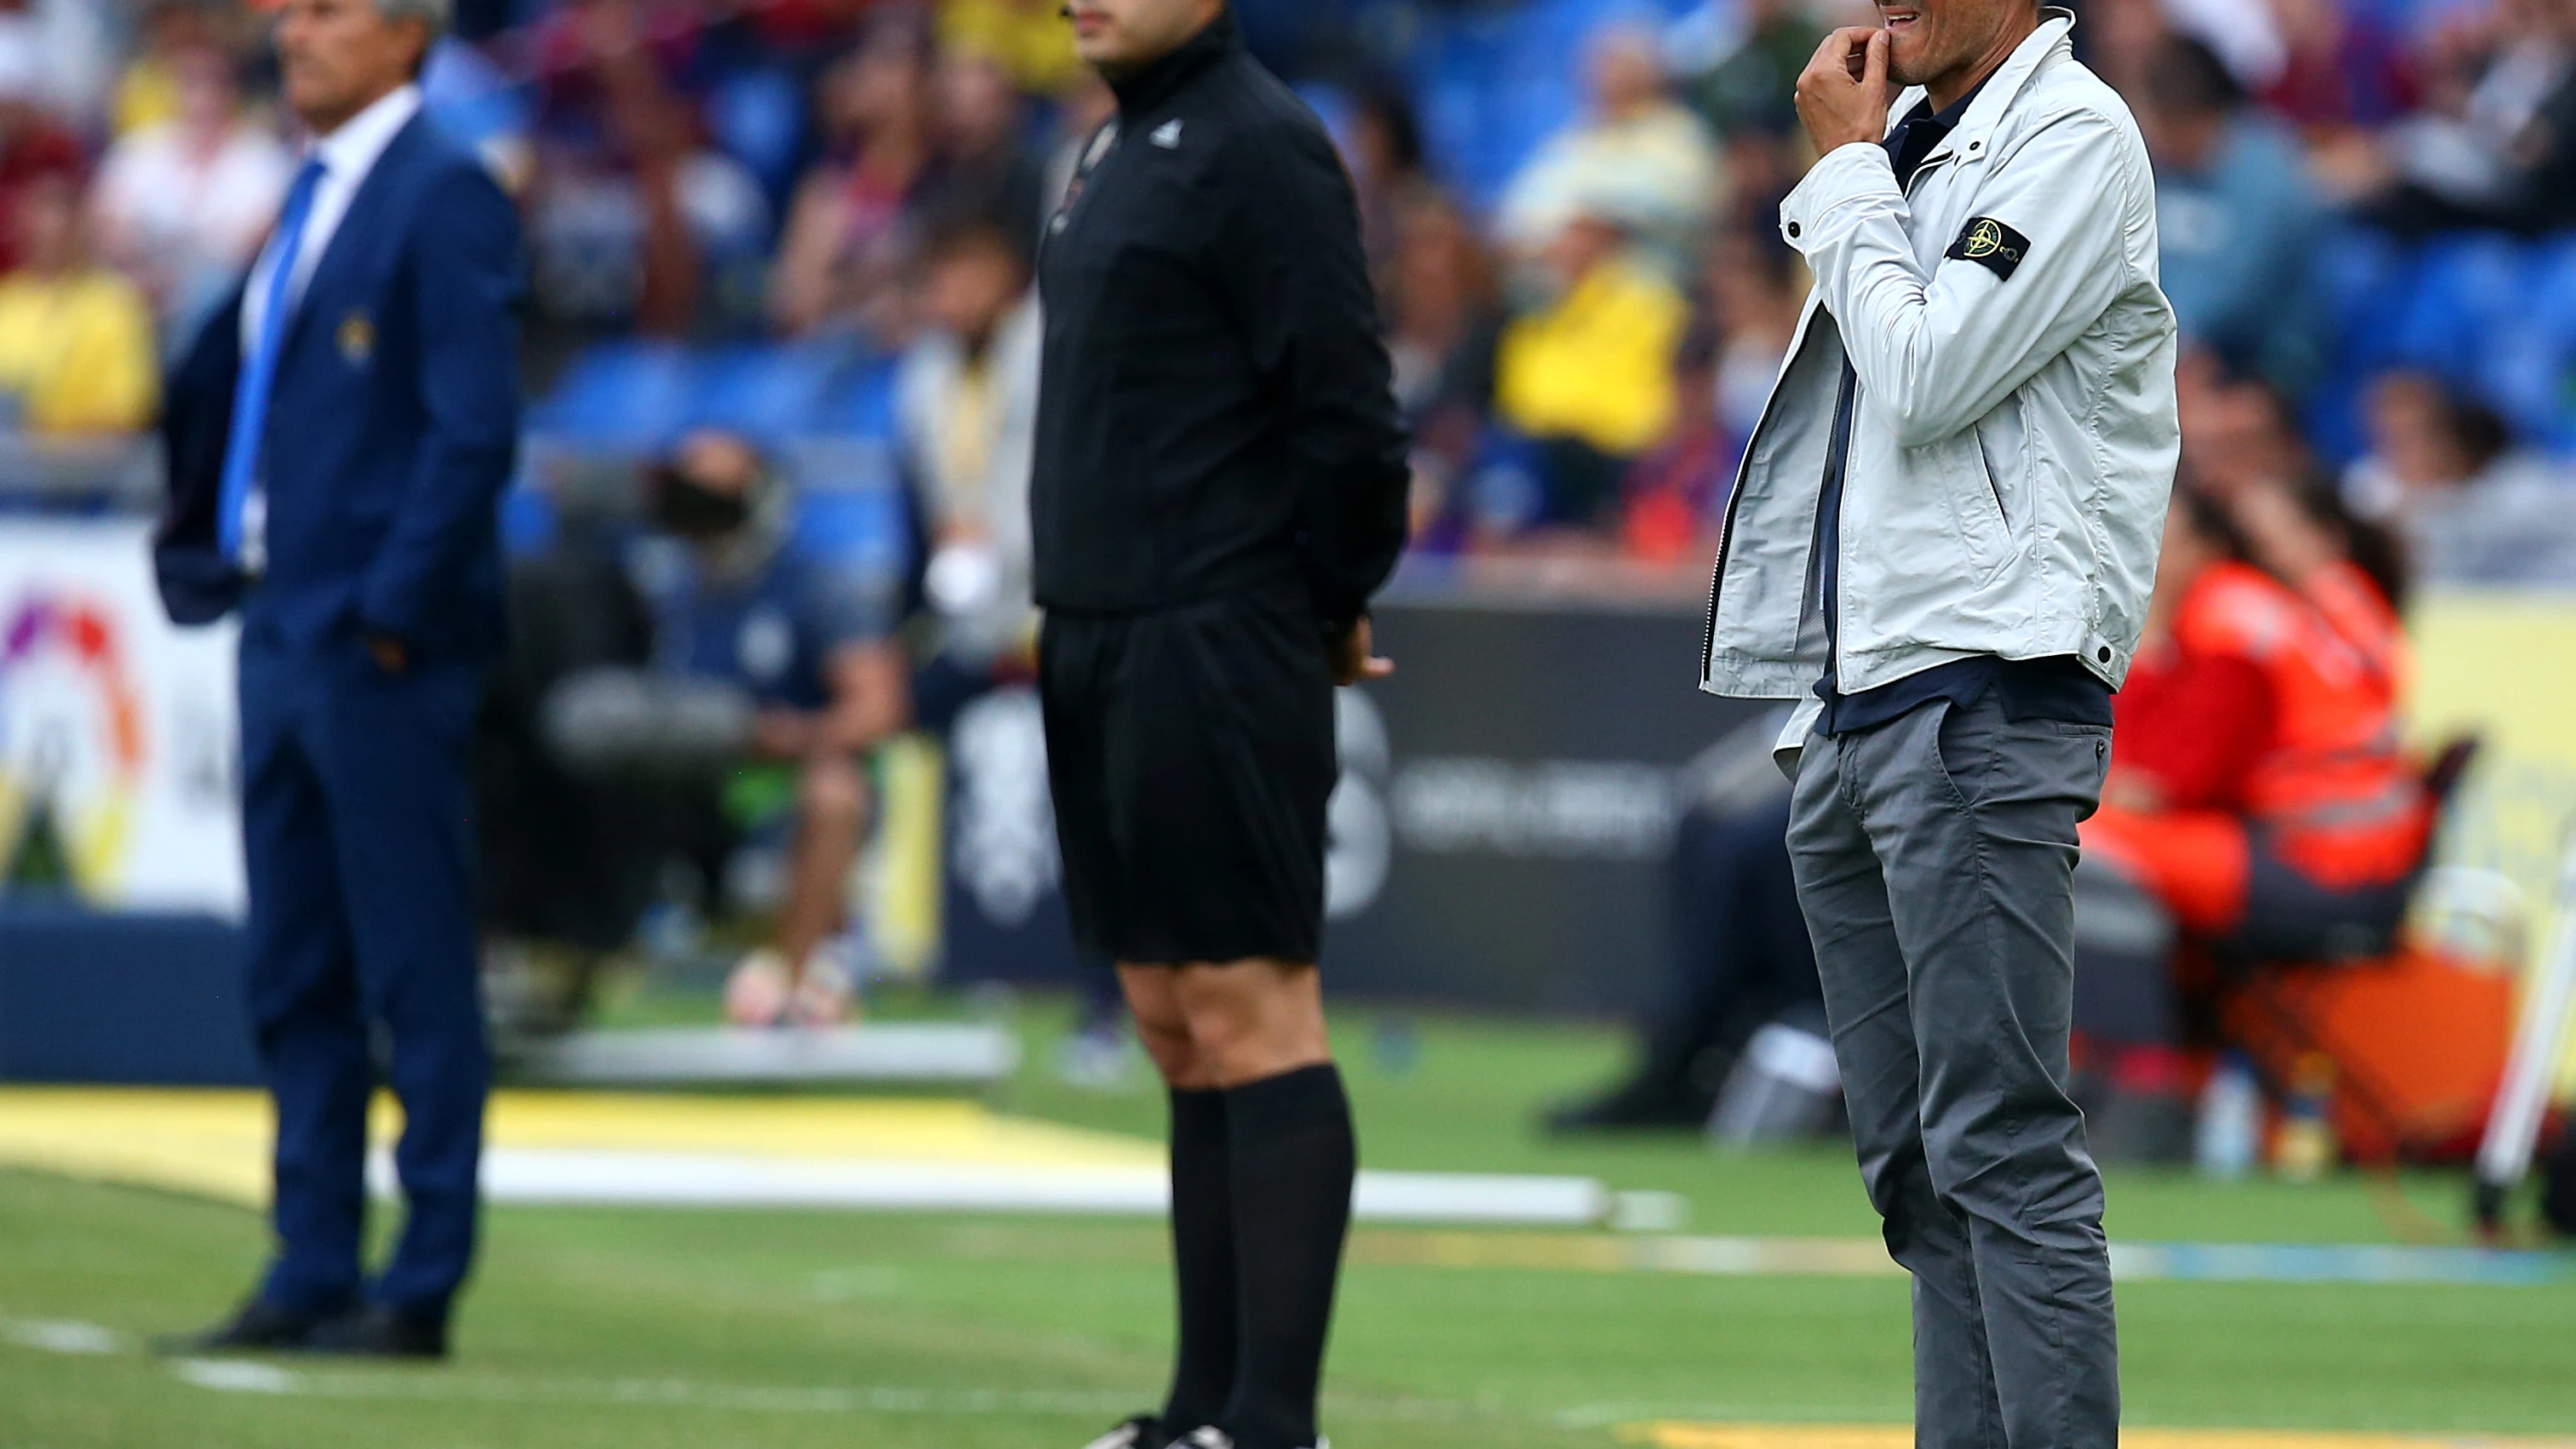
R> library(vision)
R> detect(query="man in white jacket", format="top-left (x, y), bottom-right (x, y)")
top-left (1700, 5), bottom-right (2177, 1446)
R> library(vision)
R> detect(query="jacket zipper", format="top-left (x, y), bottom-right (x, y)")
top-left (1701, 305), bottom-right (1808, 680)
top-left (1829, 152), bottom-right (1957, 687)
top-left (1820, 361), bottom-right (1860, 691)
top-left (1699, 453), bottom-right (1753, 680)
top-left (1705, 151), bottom-right (1957, 687)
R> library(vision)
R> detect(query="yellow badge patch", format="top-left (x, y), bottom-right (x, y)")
top-left (336, 309), bottom-right (375, 365)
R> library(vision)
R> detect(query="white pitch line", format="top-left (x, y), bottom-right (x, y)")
top-left (414, 1149), bottom-right (1613, 1226)
top-left (169, 1363), bottom-right (1142, 1417)
top-left (154, 1359), bottom-right (1508, 1427)
top-left (171, 1359), bottom-right (301, 1394)
top-left (3, 1318), bottom-right (122, 1354)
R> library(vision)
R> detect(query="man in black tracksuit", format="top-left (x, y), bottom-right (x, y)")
top-left (1036, 4), bottom-right (1410, 1449)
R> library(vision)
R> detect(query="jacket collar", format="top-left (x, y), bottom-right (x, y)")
top-left (1886, 6), bottom-right (2075, 173)
top-left (1107, 5), bottom-right (1238, 117)
top-left (308, 82), bottom-right (423, 188)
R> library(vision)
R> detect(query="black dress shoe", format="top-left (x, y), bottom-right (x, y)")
top-left (305, 1304), bottom-right (448, 1360)
top-left (1541, 1079), bottom-right (1711, 1136)
top-left (151, 1299), bottom-right (323, 1356)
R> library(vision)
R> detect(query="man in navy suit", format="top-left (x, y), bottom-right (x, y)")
top-left (152, 0), bottom-right (521, 1360)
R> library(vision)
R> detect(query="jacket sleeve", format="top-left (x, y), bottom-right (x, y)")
top-left (152, 289), bottom-right (248, 625)
top-left (359, 162), bottom-right (524, 646)
top-left (1213, 118), bottom-right (1412, 632)
top-left (1783, 109), bottom-right (2143, 451)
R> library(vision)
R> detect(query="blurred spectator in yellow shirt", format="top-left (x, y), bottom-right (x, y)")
top-left (111, 1), bottom-right (231, 137)
top-left (939, 0), bottom-right (1082, 100)
top-left (1493, 210), bottom-right (1688, 528)
top-left (0, 169), bottom-right (158, 435)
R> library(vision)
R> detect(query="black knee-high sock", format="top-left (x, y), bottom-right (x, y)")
top-left (1222, 1063), bottom-right (1355, 1449)
top-left (1162, 1087), bottom-right (1237, 1432)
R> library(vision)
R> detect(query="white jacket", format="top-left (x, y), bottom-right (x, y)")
top-left (896, 292), bottom-right (1042, 658)
top-left (1697, 9), bottom-right (2180, 762)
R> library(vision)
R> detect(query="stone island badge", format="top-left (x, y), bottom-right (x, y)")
top-left (1946, 217), bottom-right (2032, 282)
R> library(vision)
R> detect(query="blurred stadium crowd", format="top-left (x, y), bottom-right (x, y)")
top-left (2, 0), bottom-right (2575, 588)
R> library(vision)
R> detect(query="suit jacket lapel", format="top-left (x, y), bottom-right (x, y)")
top-left (282, 112), bottom-right (428, 362)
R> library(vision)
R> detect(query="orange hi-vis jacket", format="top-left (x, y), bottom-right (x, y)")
top-left (2086, 561), bottom-right (2429, 934)
top-left (2213, 560), bottom-right (2427, 888)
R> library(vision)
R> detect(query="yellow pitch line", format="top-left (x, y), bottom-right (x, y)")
top-left (1622, 1428), bottom-right (2576, 1449)
top-left (0, 1088), bottom-right (1159, 1208)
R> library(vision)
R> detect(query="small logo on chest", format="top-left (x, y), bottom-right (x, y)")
top-left (336, 309), bottom-right (376, 365)
top-left (1150, 118), bottom-right (1184, 149)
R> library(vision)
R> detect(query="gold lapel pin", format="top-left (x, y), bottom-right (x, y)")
top-left (337, 310), bottom-right (377, 365)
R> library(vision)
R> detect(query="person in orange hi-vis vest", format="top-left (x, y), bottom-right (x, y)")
top-left (2071, 478), bottom-right (2431, 1162)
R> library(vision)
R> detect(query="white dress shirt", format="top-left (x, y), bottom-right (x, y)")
top-left (240, 83), bottom-right (423, 353)
top-left (237, 83), bottom-right (422, 569)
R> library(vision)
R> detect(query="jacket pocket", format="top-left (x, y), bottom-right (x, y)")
top-left (1931, 429), bottom-right (2013, 582)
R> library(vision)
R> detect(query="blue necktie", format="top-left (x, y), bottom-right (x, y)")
top-left (217, 156), bottom-right (328, 566)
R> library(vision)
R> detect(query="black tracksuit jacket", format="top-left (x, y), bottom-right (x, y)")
top-left (1028, 9), bottom-right (1410, 632)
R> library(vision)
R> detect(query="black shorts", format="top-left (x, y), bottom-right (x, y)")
top-left (1038, 587), bottom-right (1337, 966)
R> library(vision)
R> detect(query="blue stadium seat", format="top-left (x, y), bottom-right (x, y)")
top-left (2385, 232), bottom-right (2531, 385)
top-left (2303, 227), bottom-right (2422, 465)
top-left (2311, 226), bottom-right (2415, 371)
top-left (787, 476), bottom-right (914, 625)
top-left (1297, 81), bottom-right (1355, 155)
top-left (528, 340), bottom-right (697, 451)
top-left (708, 66), bottom-right (808, 203)
top-left (814, 357), bottom-right (903, 442)
top-left (1409, 9), bottom-right (1523, 212)
top-left (1410, 0), bottom-right (1702, 216)
top-left (684, 343), bottom-right (844, 444)
top-left (2482, 236), bottom-right (2576, 451)
top-left (791, 486), bottom-right (907, 570)
top-left (2363, 0), bottom-right (2481, 28)
top-left (533, 341), bottom-right (891, 454)
top-left (1461, 425), bottom-right (1546, 537)
top-left (497, 484), bottom-right (559, 559)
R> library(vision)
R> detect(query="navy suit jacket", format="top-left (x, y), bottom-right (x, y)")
top-left (156, 113), bottom-right (524, 664)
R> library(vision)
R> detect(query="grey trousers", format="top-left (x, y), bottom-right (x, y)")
top-left (1786, 690), bottom-right (2119, 1449)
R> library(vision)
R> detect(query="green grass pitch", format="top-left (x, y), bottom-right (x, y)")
top-left (2, 1005), bottom-right (2571, 1448)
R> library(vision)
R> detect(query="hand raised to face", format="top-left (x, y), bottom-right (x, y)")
top-left (1795, 27), bottom-right (1894, 156)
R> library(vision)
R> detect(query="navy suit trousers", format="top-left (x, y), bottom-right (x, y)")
top-left (237, 622), bottom-right (487, 1320)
